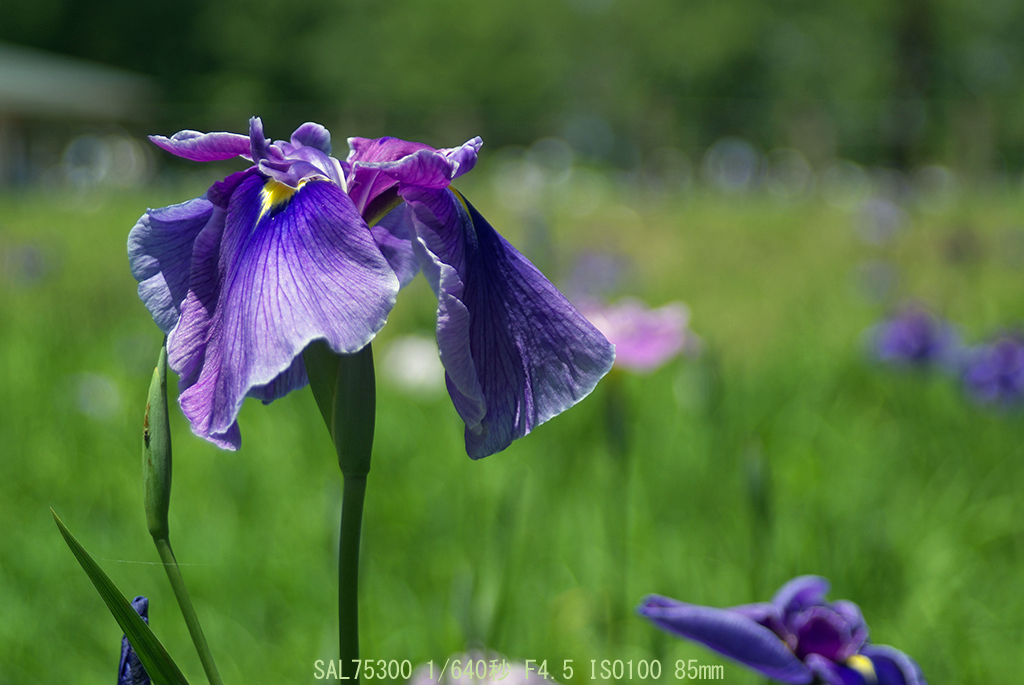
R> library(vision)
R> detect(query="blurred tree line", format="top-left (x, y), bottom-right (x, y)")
top-left (5, 0), bottom-right (1024, 170)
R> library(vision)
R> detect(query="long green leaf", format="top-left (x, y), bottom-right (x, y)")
top-left (52, 509), bottom-right (190, 685)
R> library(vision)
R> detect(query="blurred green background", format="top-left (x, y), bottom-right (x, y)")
top-left (3, 1), bottom-right (1024, 683)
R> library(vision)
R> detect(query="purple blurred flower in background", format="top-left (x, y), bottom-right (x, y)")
top-left (871, 306), bottom-right (959, 369)
top-left (962, 334), bottom-right (1024, 405)
top-left (581, 298), bottom-right (699, 373)
top-left (129, 118), bottom-right (613, 457)
top-left (117, 596), bottom-right (150, 685)
top-left (638, 576), bottom-right (926, 685)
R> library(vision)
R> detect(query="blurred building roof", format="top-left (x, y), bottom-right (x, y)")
top-left (0, 41), bottom-right (157, 121)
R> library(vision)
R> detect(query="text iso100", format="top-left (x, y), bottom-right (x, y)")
top-left (587, 659), bottom-right (724, 680)
top-left (589, 660), bottom-right (662, 680)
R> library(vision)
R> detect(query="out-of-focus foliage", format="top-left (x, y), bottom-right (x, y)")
top-left (7, 0), bottom-right (1024, 167)
top-left (3, 170), bottom-right (1024, 681)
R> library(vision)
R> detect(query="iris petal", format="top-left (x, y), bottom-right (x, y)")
top-left (406, 187), bottom-right (614, 458)
top-left (860, 645), bottom-right (927, 685)
top-left (637, 595), bottom-right (814, 684)
top-left (773, 575), bottom-right (832, 618)
top-left (730, 602), bottom-right (793, 646)
top-left (248, 354), bottom-right (309, 404)
top-left (129, 196), bottom-right (214, 333)
top-left (792, 607), bottom-right (852, 661)
top-left (804, 654), bottom-right (869, 685)
top-left (168, 174), bottom-right (398, 448)
top-left (346, 136), bottom-right (482, 216)
top-left (371, 205), bottom-right (420, 288)
top-left (148, 130), bottom-right (251, 162)
top-left (118, 596), bottom-right (150, 685)
top-left (291, 122), bottom-right (332, 154)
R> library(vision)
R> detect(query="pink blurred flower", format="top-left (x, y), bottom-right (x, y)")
top-left (581, 298), bottom-right (700, 373)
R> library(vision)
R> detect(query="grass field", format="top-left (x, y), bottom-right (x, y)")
top-left (2, 168), bottom-right (1023, 683)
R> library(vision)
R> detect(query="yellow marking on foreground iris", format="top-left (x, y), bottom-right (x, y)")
top-left (846, 654), bottom-right (877, 682)
top-left (451, 188), bottom-right (471, 216)
top-left (259, 178), bottom-right (305, 220)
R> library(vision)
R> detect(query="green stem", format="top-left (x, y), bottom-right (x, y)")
top-left (304, 342), bottom-right (377, 683)
top-left (153, 537), bottom-right (223, 685)
top-left (339, 474), bottom-right (367, 681)
top-left (604, 372), bottom-right (632, 646)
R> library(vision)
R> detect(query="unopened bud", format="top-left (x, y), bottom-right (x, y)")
top-left (143, 345), bottom-right (172, 540)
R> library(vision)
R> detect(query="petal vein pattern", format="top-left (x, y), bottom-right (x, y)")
top-left (408, 187), bottom-right (615, 458)
top-left (168, 174), bottom-right (398, 448)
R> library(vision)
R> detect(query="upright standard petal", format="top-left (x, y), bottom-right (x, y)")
top-left (168, 173), bottom-right (398, 448)
top-left (637, 596), bottom-right (814, 684)
top-left (291, 122), bottom-right (332, 154)
top-left (345, 136), bottom-right (482, 218)
top-left (773, 576), bottom-right (831, 618)
top-left (406, 187), bottom-right (614, 458)
top-left (149, 130), bottom-right (251, 162)
top-left (129, 196), bottom-right (215, 333)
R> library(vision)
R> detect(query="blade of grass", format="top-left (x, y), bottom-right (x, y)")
top-left (52, 508), bottom-right (190, 685)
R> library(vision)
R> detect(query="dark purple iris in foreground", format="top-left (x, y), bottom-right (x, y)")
top-left (129, 118), bottom-right (614, 458)
top-left (962, 334), bottom-right (1024, 405)
top-left (118, 596), bottom-right (150, 685)
top-left (638, 576), bottom-right (926, 685)
top-left (872, 307), bottom-right (958, 369)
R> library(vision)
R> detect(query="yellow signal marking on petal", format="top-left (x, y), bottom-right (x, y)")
top-left (259, 178), bottom-right (304, 220)
top-left (451, 188), bottom-right (471, 216)
top-left (846, 655), bottom-right (877, 682)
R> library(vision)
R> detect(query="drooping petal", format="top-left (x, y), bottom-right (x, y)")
top-left (860, 645), bottom-right (927, 685)
top-left (804, 654), bottom-right (869, 685)
top-left (371, 204), bottom-right (420, 288)
top-left (149, 130), bottom-right (251, 162)
top-left (129, 196), bottom-right (215, 334)
top-left (637, 595), bottom-right (814, 684)
top-left (118, 596), bottom-right (150, 685)
top-left (773, 576), bottom-right (831, 619)
top-left (247, 354), bottom-right (308, 404)
top-left (168, 173), bottom-right (398, 448)
top-left (407, 187), bottom-right (614, 458)
top-left (207, 169), bottom-right (255, 209)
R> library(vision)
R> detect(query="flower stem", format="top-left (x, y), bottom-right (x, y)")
top-left (304, 342), bottom-right (377, 683)
top-left (153, 536), bottom-right (223, 685)
top-left (339, 473), bottom-right (367, 680)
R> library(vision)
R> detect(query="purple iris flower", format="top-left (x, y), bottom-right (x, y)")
top-left (579, 298), bottom-right (699, 373)
top-left (962, 334), bottom-right (1024, 405)
top-left (129, 118), bottom-right (613, 458)
top-left (872, 306), bottom-right (959, 369)
top-left (118, 596), bottom-right (150, 685)
top-left (638, 576), bottom-right (926, 685)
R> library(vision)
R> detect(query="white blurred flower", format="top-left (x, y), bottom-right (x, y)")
top-left (381, 335), bottom-right (446, 397)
